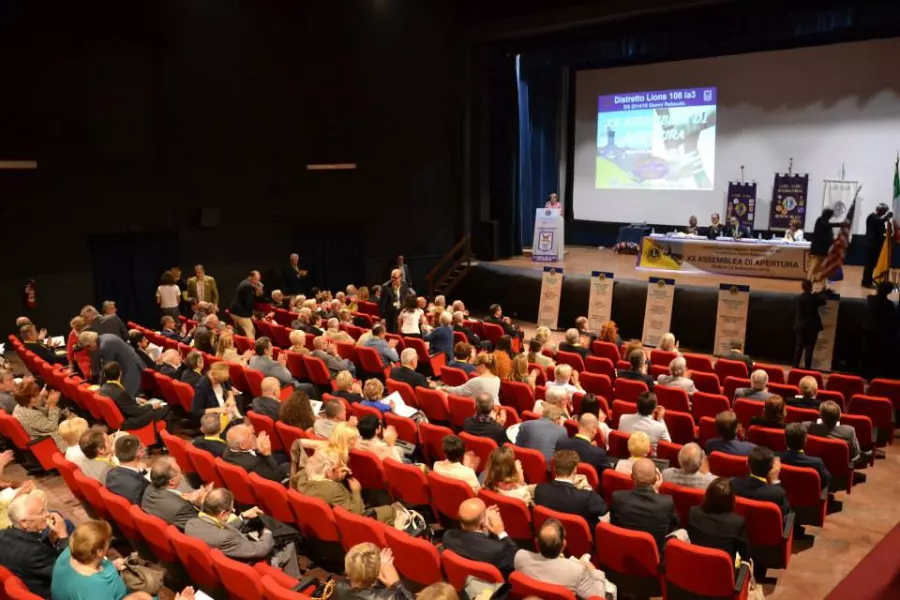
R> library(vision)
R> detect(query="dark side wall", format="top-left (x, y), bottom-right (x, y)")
top-left (0, 0), bottom-right (462, 334)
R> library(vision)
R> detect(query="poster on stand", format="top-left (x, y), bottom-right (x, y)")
top-left (641, 277), bottom-right (675, 347)
top-left (587, 271), bottom-right (615, 332)
top-left (537, 267), bottom-right (564, 330)
top-left (713, 284), bottom-right (750, 356)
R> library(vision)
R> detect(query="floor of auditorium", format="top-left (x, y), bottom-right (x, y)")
top-left (7, 338), bottom-right (899, 599)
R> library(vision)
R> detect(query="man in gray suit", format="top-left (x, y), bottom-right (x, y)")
top-left (185, 488), bottom-right (300, 576)
top-left (733, 370), bottom-right (773, 402)
top-left (311, 336), bottom-right (356, 377)
top-left (805, 400), bottom-right (865, 466)
top-left (515, 518), bottom-right (616, 599)
top-left (516, 404), bottom-right (568, 462)
top-left (81, 304), bottom-right (128, 340)
top-left (79, 331), bottom-right (144, 398)
top-left (248, 337), bottom-right (316, 397)
top-left (141, 458), bottom-right (210, 529)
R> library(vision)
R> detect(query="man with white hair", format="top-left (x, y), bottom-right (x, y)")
top-left (533, 386), bottom-right (571, 417)
top-left (270, 289), bottom-right (287, 309)
top-left (661, 443), bottom-right (715, 489)
top-left (0, 493), bottom-right (70, 597)
top-left (380, 268), bottom-right (409, 333)
top-left (82, 303), bottom-right (129, 340)
top-left (656, 357), bottom-right (697, 396)
top-left (288, 329), bottom-right (308, 354)
top-left (290, 307), bottom-right (324, 337)
top-left (251, 377), bottom-right (284, 421)
top-left (223, 424), bottom-right (289, 482)
top-left (423, 310), bottom-right (454, 360)
top-left (389, 347), bottom-right (429, 389)
top-left (545, 364), bottom-right (583, 396)
top-left (314, 399), bottom-right (354, 439)
top-left (282, 253), bottom-right (308, 296)
top-left (79, 330), bottom-right (144, 397)
top-left (451, 310), bottom-right (481, 345)
top-left (311, 336), bottom-right (356, 377)
top-left (324, 318), bottom-right (354, 344)
top-left (734, 369), bottom-right (773, 401)
top-left (558, 328), bottom-right (590, 361)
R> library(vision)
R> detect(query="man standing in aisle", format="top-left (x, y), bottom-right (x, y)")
top-left (861, 203), bottom-right (892, 288)
top-left (187, 264), bottom-right (219, 309)
top-left (230, 271), bottom-right (262, 340)
top-left (380, 269), bottom-right (408, 334)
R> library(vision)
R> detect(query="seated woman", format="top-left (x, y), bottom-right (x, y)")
top-left (191, 362), bottom-right (241, 424)
top-left (359, 379), bottom-right (394, 414)
top-left (333, 370), bottom-right (364, 403)
top-left (13, 380), bottom-right (68, 451)
top-left (790, 376), bottom-right (820, 409)
top-left (288, 329), bottom-right (310, 355)
top-left (598, 321), bottom-right (624, 349)
top-left (483, 445), bottom-right (534, 505)
top-left (614, 431), bottom-right (651, 474)
top-left (216, 332), bottom-right (249, 365)
top-left (687, 477), bottom-right (750, 564)
top-left (439, 353), bottom-right (501, 405)
top-left (523, 338), bottom-right (555, 368)
top-left (534, 326), bottom-right (557, 355)
top-left (180, 351), bottom-right (205, 388)
top-left (507, 354), bottom-right (538, 389)
top-left (492, 336), bottom-right (514, 380)
top-left (334, 542), bottom-right (411, 600)
top-left (279, 390), bottom-right (317, 431)
top-left (750, 394), bottom-right (787, 429)
top-left (658, 333), bottom-right (682, 356)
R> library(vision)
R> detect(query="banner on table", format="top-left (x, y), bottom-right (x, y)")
top-left (532, 208), bottom-right (565, 263)
top-left (769, 173), bottom-right (809, 231)
top-left (537, 267), bottom-right (564, 330)
top-left (642, 277), bottom-right (675, 347)
top-left (811, 292), bottom-right (840, 372)
top-left (726, 182), bottom-right (757, 231)
top-left (587, 272), bottom-right (615, 332)
top-left (638, 236), bottom-right (809, 279)
top-left (713, 284), bottom-right (750, 356)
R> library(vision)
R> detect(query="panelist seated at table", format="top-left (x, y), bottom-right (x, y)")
top-left (684, 215), bottom-right (699, 235)
top-left (705, 213), bottom-right (724, 239)
top-left (722, 217), bottom-right (751, 239)
top-left (783, 218), bottom-right (805, 242)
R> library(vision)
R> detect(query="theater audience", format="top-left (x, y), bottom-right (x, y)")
top-left (78, 428), bottom-right (115, 484)
top-left (128, 330), bottom-right (158, 371)
top-left (734, 370), bottom-right (773, 401)
top-left (0, 493), bottom-right (69, 599)
top-left (610, 458), bottom-right (683, 553)
top-left (556, 413), bottom-right (608, 474)
top-left (223, 425), bottom-right (290, 483)
top-left (142, 458), bottom-right (209, 529)
top-left (66, 317), bottom-right (93, 378)
top-left (717, 341), bottom-right (754, 374)
top-left (333, 370), bottom-right (364, 404)
top-left (158, 348), bottom-right (185, 379)
top-left (517, 404), bottom-right (568, 462)
top-left (432, 434), bottom-right (480, 492)
top-left (334, 542), bottom-right (411, 600)
top-left (514, 518), bottom-right (616, 600)
top-left (806, 400), bottom-right (864, 466)
top-left (750, 395), bottom-right (787, 429)
top-left (507, 354), bottom-right (538, 389)
top-left (216, 332), bottom-right (247, 364)
top-left (157, 270), bottom-right (182, 319)
top-left (357, 415), bottom-right (405, 463)
top-left (534, 450), bottom-right (608, 528)
top-left (781, 423), bottom-right (832, 490)
top-left (251, 337), bottom-right (302, 388)
top-left (297, 448), bottom-right (395, 524)
top-left (618, 392), bottom-right (670, 452)
top-left (658, 333), bottom-right (681, 355)
top-left (363, 325), bottom-right (400, 367)
top-left (424, 310), bottom-right (454, 360)
top-left (312, 336), bottom-right (357, 378)
top-left (21, 323), bottom-right (66, 366)
top-left (288, 330), bottom-right (310, 355)
top-left (13, 379), bottom-right (67, 451)
top-left (192, 315), bottom-right (219, 354)
top-left (534, 326), bottom-right (557, 354)
top-left (442, 499), bottom-right (517, 578)
top-left (0, 369), bottom-right (16, 414)
top-left (483, 446), bottom-right (533, 505)
top-left (451, 312), bottom-right (480, 347)
top-left (662, 442), bottom-right (715, 489)
top-left (105, 435), bottom-right (148, 505)
top-left (615, 431), bottom-right (654, 475)
top-left (447, 342), bottom-right (476, 374)
top-left (574, 316), bottom-right (597, 342)
top-left (790, 376), bottom-right (820, 409)
top-left (687, 477), bottom-right (750, 563)
top-left (324, 318), bottom-right (354, 344)
top-left (230, 271), bottom-right (262, 340)
top-left (617, 350), bottom-right (655, 389)
top-left (462, 393), bottom-right (508, 447)
top-left (360, 379), bottom-right (395, 414)
top-left (389, 348), bottom-right (429, 389)
top-left (731, 446), bottom-right (791, 517)
top-left (656, 357), bottom-right (696, 396)
top-left (98, 361), bottom-right (170, 429)
top-left (485, 304), bottom-right (522, 339)
top-left (251, 376), bottom-right (284, 421)
top-left (705, 410), bottom-right (756, 456)
top-left (160, 315), bottom-right (192, 344)
top-left (193, 413), bottom-right (227, 457)
top-left (81, 304), bottom-right (129, 341)
top-left (439, 353), bottom-right (501, 405)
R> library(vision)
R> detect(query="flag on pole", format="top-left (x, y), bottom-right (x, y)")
top-left (873, 155), bottom-right (900, 283)
top-left (820, 196), bottom-right (857, 280)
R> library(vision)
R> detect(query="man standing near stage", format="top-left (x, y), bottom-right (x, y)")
top-left (861, 203), bottom-right (892, 288)
top-left (380, 269), bottom-right (409, 334)
top-left (808, 208), bottom-right (842, 293)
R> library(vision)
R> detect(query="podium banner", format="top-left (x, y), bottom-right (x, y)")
top-left (537, 267), bottom-right (564, 330)
top-left (769, 173), bottom-right (809, 231)
top-left (726, 182), bottom-right (757, 231)
top-left (713, 284), bottom-right (750, 356)
top-left (587, 272), bottom-right (615, 332)
top-left (642, 277), bottom-right (675, 347)
top-left (532, 208), bottom-right (565, 263)
top-left (811, 292), bottom-right (840, 372)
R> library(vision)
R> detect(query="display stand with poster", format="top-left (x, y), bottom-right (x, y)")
top-left (641, 277), bottom-right (675, 347)
top-left (532, 208), bottom-right (565, 263)
top-left (537, 267), bottom-right (564, 330)
top-left (587, 271), bottom-right (615, 332)
top-left (713, 284), bottom-right (750, 356)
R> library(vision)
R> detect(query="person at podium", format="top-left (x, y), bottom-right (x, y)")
top-left (705, 212), bottom-right (724, 239)
top-left (545, 192), bottom-right (561, 209)
top-left (684, 215), bottom-right (699, 235)
top-left (724, 216), bottom-right (750, 239)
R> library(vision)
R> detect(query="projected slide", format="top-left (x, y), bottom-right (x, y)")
top-left (595, 87), bottom-right (717, 190)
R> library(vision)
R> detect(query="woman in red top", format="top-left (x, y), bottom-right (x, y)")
top-left (66, 316), bottom-right (92, 378)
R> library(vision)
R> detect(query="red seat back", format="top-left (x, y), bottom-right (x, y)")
top-left (385, 528), bottom-right (443, 587)
top-left (447, 394), bottom-right (475, 429)
top-left (735, 496), bottom-right (791, 568)
top-left (243, 367), bottom-right (266, 397)
top-left (72, 469), bottom-right (110, 520)
top-left (723, 376), bottom-right (750, 402)
top-left (769, 382), bottom-right (800, 399)
top-left (780, 464), bottom-right (825, 526)
top-left (785, 405), bottom-right (819, 424)
top-left (708, 451), bottom-right (748, 478)
top-left (662, 409), bottom-right (696, 445)
top-left (788, 368), bottom-right (823, 388)
top-left (533, 505), bottom-right (592, 558)
top-left (129, 505), bottom-right (177, 562)
top-left (697, 416), bottom-right (718, 448)
top-left (459, 432), bottom-right (497, 473)
top-left (387, 378), bottom-right (418, 409)
top-left (348, 449), bottom-right (386, 490)
top-left (249, 473), bottom-right (295, 523)
top-left (806, 435), bottom-right (852, 491)
top-left (610, 399), bottom-right (637, 429)
top-left (384, 412), bottom-right (418, 445)
top-left (849, 394), bottom-right (893, 430)
top-left (168, 525), bottom-right (221, 590)
top-left (419, 423), bottom-right (453, 463)
top-left (170, 379), bottom-right (196, 412)
top-left (477, 488), bottom-right (533, 542)
top-left (594, 521), bottom-right (660, 580)
top-left (754, 363), bottom-right (785, 384)
top-left (512, 445), bottom-right (547, 484)
top-left (746, 425), bottom-right (787, 452)
top-left (555, 350), bottom-right (585, 373)
top-left (442, 550), bottom-right (503, 589)
top-left (655, 385), bottom-right (690, 413)
top-left (659, 482), bottom-right (704, 526)
top-left (608, 430), bottom-right (631, 459)
top-left (614, 378), bottom-right (648, 403)
top-left (285, 351), bottom-right (308, 381)
top-left (52, 454), bottom-right (85, 502)
top-left (733, 398), bottom-right (764, 429)
top-left (246, 411), bottom-right (282, 452)
top-left (186, 444), bottom-right (226, 487)
top-left (867, 378), bottom-right (900, 412)
top-left (509, 572), bottom-right (576, 600)
top-left (601, 468), bottom-right (634, 505)
top-left (656, 440), bottom-right (683, 467)
top-left (210, 549), bottom-right (264, 600)
top-left (715, 358), bottom-right (749, 382)
top-left (691, 371), bottom-right (722, 395)
top-left (261, 575), bottom-right (309, 600)
top-left (427, 470), bottom-right (476, 521)
top-left (591, 341), bottom-right (621, 363)
top-left (650, 349), bottom-right (678, 367)
top-left (440, 366), bottom-right (469, 387)
top-left (500, 380), bottom-right (535, 415)
top-left (415, 387), bottom-right (451, 423)
top-left (286, 489), bottom-right (340, 542)
top-left (215, 458), bottom-right (259, 506)
top-left (99, 486), bottom-right (141, 540)
top-left (826, 373), bottom-right (865, 402)
top-left (584, 357), bottom-right (615, 380)
top-left (333, 506), bottom-right (389, 550)
top-left (383, 458), bottom-right (432, 506)
top-left (816, 389), bottom-right (845, 410)
top-left (664, 539), bottom-right (739, 598)
top-left (684, 353), bottom-right (715, 373)
top-left (692, 391), bottom-right (729, 423)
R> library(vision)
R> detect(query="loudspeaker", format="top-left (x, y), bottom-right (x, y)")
top-left (476, 220), bottom-right (500, 261)
top-left (199, 208), bottom-right (221, 228)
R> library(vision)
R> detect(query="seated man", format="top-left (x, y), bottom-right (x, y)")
top-left (389, 348), bottom-right (429, 389)
top-left (311, 336), bottom-right (357, 378)
top-left (20, 323), bottom-right (67, 365)
top-left (193, 412), bottom-right (227, 457)
top-left (618, 391), bottom-right (670, 453)
top-left (617, 349), bottom-right (656, 389)
top-left (734, 369), bottom-right (773, 401)
top-left (517, 404), bottom-right (568, 462)
top-left (805, 400), bottom-right (864, 467)
top-left (790, 376), bottom-right (821, 409)
top-left (251, 376), bottom-right (283, 421)
top-left (142, 458), bottom-right (210, 529)
top-left (442, 499), bottom-right (518, 578)
top-left (557, 328), bottom-right (590, 361)
top-left (705, 410), bottom-right (756, 456)
top-left (574, 316), bottom-right (597, 343)
top-left (545, 364), bottom-right (583, 396)
top-left (656, 357), bottom-right (697, 396)
top-left (159, 315), bottom-right (192, 344)
top-left (535, 450), bottom-right (608, 529)
top-left (314, 398), bottom-right (353, 439)
top-left (462, 393), bottom-right (508, 447)
top-left (223, 425), bottom-right (290, 483)
top-left (556, 413), bottom-right (608, 475)
top-left (485, 304), bottom-right (522, 339)
top-left (249, 337), bottom-right (308, 392)
top-left (105, 435), bottom-right (149, 505)
top-left (295, 447), bottom-right (395, 524)
top-left (448, 341), bottom-right (477, 374)
top-left (192, 315), bottom-right (220, 354)
top-left (514, 518), bottom-right (615, 600)
top-left (662, 442), bottom-right (715, 489)
top-left (432, 434), bottom-right (480, 492)
top-left (356, 414), bottom-right (405, 462)
top-left (158, 349), bottom-right (185, 379)
top-left (731, 446), bottom-right (791, 517)
top-left (0, 493), bottom-right (70, 598)
top-left (363, 324), bottom-right (400, 367)
top-left (78, 427), bottom-right (115, 484)
top-left (323, 318), bottom-right (354, 344)
top-left (185, 488), bottom-right (300, 577)
top-left (781, 423), bottom-right (831, 490)
top-left (97, 361), bottom-right (170, 429)
top-left (611, 458), bottom-right (683, 553)
top-left (452, 312), bottom-right (480, 347)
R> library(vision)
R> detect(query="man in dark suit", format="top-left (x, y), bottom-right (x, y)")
top-left (389, 349), bottom-right (429, 389)
top-left (558, 328), bottom-right (590, 362)
top-left (806, 400), bottom-right (864, 466)
top-left (97, 361), bottom-right (169, 430)
top-left (705, 212), bottom-right (724, 239)
top-left (380, 269), bottom-right (409, 334)
top-left (485, 304), bottom-right (522, 339)
top-left (80, 330), bottom-right (145, 398)
top-left (442, 498), bottom-right (519, 578)
top-left (193, 413), bottom-right (228, 457)
top-left (862, 281), bottom-right (900, 378)
top-left (282, 253), bottom-right (309, 296)
top-left (731, 446), bottom-right (791, 517)
top-left (534, 450), bottom-right (608, 529)
top-left (192, 316), bottom-right (218, 354)
top-left (462, 393), bottom-right (509, 447)
top-left (451, 311), bottom-right (480, 346)
top-left (610, 458), bottom-right (682, 553)
top-left (180, 351), bottom-right (205, 388)
top-left (706, 410), bottom-right (756, 457)
top-left (781, 423), bottom-right (831, 490)
top-left (230, 271), bottom-right (262, 340)
top-left (861, 203), bottom-right (892, 288)
top-left (106, 434), bottom-right (149, 505)
top-left (574, 316), bottom-right (597, 343)
top-left (142, 458), bottom-right (210, 529)
top-left (808, 207), bottom-right (842, 292)
top-left (556, 413), bottom-right (607, 475)
top-left (617, 349), bottom-right (655, 389)
top-left (0, 493), bottom-right (70, 598)
top-left (223, 424), bottom-right (290, 482)
top-left (160, 315), bottom-right (192, 344)
top-left (20, 323), bottom-right (67, 365)
top-left (82, 304), bottom-right (129, 340)
top-left (793, 279), bottom-right (826, 369)
top-left (724, 216), bottom-right (751, 239)
top-left (251, 377), bottom-right (284, 421)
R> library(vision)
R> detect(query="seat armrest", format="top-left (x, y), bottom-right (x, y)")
top-left (819, 487), bottom-right (829, 501)
top-left (734, 563), bottom-right (750, 594)
top-left (782, 511), bottom-right (796, 538)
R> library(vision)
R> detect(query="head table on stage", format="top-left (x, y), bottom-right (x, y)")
top-left (638, 233), bottom-right (811, 280)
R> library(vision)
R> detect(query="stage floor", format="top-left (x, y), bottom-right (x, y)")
top-left (493, 246), bottom-right (874, 299)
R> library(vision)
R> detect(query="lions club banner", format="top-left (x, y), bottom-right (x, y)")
top-left (537, 267), bottom-right (564, 330)
top-left (726, 182), bottom-right (756, 231)
top-left (769, 173), bottom-right (809, 231)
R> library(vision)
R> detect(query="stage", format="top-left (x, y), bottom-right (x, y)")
top-left (454, 246), bottom-right (873, 371)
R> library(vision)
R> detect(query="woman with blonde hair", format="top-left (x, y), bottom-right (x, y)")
top-left (534, 326), bottom-right (557, 354)
top-left (59, 417), bottom-right (90, 465)
top-left (440, 352), bottom-right (501, 405)
top-left (658, 332), bottom-right (681, 354)
top-left (360, 379), bottom-right (394, 413)
top-left (328, 421), bottom-right (361, 464)
top-left (357, 286), bottom-right (370, 303)
top-left (508, 354), bottom-right (538, 389)
top-left (215, 332), bottom-right (246, 364)
top-left (615, 431), bottom-right (652, 474)
top-left (333, 370), bottom-right (364, 403)
top-left (334, 543), bottom-right (411, 600)
top-left (288, 330), bottom-right (309, 355)
top-left (482, 446), bottom-right (533, 505)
